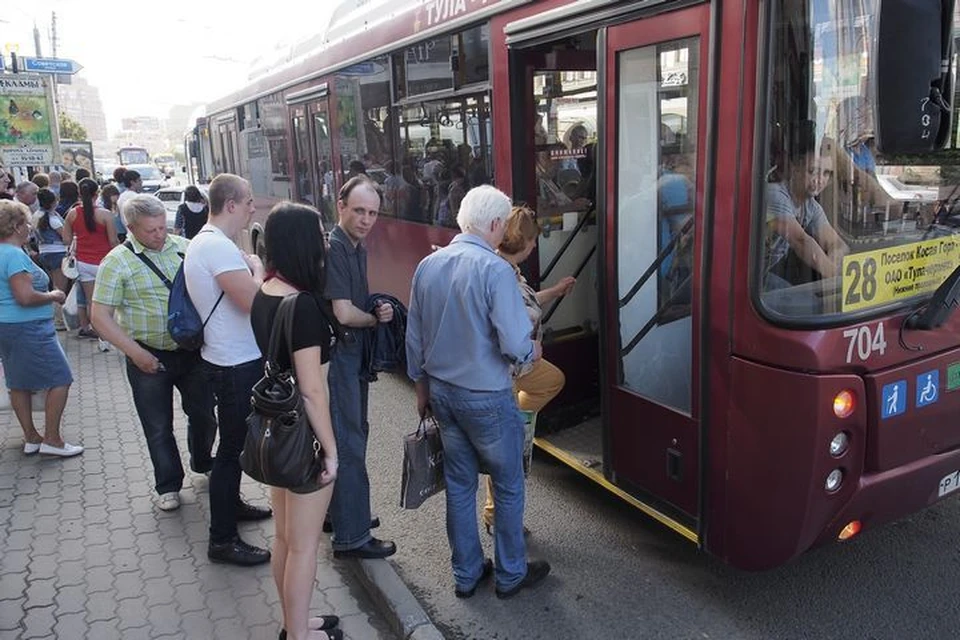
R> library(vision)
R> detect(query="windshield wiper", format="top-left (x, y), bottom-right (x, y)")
top-left (905, 263), bottom-right (960, 330)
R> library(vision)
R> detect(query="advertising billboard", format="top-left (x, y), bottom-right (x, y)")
top-left (59, 140), bottom-right (94, 176)
top-left (0, 74), bottom-right (59, 167)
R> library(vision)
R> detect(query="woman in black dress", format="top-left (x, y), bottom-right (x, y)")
top-left (249, 202), bottom-right (342, 640)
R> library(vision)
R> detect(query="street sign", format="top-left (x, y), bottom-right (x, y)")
top-left (20, 57), bottom-right (83, 75)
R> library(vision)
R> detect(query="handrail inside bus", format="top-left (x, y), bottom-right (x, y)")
top-left (542, 243), bottom-right (597, 326)
top-left (541, 207), bottom-right (595, 281)
top-left (621, 272), bottom-right (692, 358)
top-left (619, 215), bottom-right (694, 309)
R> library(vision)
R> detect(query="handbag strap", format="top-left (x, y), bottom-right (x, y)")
top-left (265, 293), bottom-right (301, 372)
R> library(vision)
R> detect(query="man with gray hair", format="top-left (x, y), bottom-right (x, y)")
top-left (14, 181), bottom-right (39, 213)
top-left (406, 184), bottom-right (550, 600)
top-left (90, 194), bottom-right (216, 513)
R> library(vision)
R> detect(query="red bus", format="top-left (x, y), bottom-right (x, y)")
top-left (198, 0), bottom-right (960, 569)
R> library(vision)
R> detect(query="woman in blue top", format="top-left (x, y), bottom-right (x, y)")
top-left (0, 201), bottom-right (82, 457)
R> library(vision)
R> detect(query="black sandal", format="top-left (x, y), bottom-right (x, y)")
top-left (278, 616), bottom-right (340, 640)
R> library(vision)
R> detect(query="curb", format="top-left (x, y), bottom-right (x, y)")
top-left (350, 557), bottom-right (446, 640)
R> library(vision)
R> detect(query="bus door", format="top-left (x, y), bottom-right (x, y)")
top-left (602, 6), bottom-right (709, 523)
top-left (290, 104), bottom-right (318, 207)
top-left (216, 118), bottom-right (239, 175)
top-left (307, 98), bottom-right (336, 228)
top-left (511, 38), bottom-right (603, 463)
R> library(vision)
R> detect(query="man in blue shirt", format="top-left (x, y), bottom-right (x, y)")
top-left (406, 185), bottom-right (551, 600)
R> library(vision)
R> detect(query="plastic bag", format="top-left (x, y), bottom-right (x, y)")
top-left (63, 285), bottom-right (79, 330)
top-left (400, 417), bottom-right (446, 509)
top-left (0, 361), bottom-right (8, 411)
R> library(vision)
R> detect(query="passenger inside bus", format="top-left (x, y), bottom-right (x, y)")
top-left (534, 116), bottom-right (591, 219)
top-left (764, 127), bottom-right (849, 290)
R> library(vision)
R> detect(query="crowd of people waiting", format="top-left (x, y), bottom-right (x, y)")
top-left (1, 164), bottom-right (572, 638)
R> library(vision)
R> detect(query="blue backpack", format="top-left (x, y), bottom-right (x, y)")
top-left (124, 240), bottom-right (223, 351)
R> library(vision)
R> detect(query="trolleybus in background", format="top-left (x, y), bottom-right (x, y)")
top-left (184, 116), bottom-right (216, 186)
top-left (117, 145), bottom-right (150, 166)
top-left (197, 0), bottom-right (960, 570)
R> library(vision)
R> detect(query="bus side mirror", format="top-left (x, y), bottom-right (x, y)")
top-left (873, 0), bottom-right (955, 154)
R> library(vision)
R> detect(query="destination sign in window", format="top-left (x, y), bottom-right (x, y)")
top-left (840, 237), bottom-right (960, 312)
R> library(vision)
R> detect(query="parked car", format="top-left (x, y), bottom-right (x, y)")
top-left (154, 185), bottom-right (208, 232)
top-left (127, 164), bottom-right (170, 194)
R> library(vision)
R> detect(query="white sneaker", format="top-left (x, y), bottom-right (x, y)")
top-left (38, 442), bottom-right (84, 457)
top-left (23, 442), bottom-right (41, 455)
top-left (158, 492), bottom-right (181, 511)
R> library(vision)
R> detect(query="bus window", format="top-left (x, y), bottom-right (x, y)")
top-left (758, 0), bottom-right (960, 321)
top-left (395, 95), bottom-right (492, 227)
top-left (335, 56), bottom-right (393, 200)
top-left (615, 38), bottom-right (700, 414)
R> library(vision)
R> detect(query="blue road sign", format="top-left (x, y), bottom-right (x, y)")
top-left (20, 57), bottom-right (82, 75)
top-left (916, 370), bottom-right (940, 408)
top-left (881, 380), bottom-right (907, 419)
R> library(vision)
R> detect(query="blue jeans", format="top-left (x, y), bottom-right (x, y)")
top-left (205, 358), bottom-right (263, 544)
top-left (327, 341), bottom-right (373, 550)
top-left (125, 348), bottom-right (216, 495)
top-left (429, 378), bottom-right (527, 592)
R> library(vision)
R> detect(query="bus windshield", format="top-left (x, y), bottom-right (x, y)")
top-left (758, 0), bottom-right (960, 321)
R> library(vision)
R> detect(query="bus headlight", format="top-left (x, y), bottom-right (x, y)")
top-left (829, 432), bottom-right (850, 458)
top-left (825, 468), bottom-right (844, 493)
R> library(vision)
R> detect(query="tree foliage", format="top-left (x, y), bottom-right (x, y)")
top-left (58, 112), bottom-right (87, 141)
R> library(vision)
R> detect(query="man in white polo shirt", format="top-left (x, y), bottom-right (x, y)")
top-left (184, 173), bottom-right (272, 567)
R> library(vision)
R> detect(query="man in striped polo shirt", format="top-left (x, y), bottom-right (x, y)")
top-left (90, 194), bottom-right (216, 513)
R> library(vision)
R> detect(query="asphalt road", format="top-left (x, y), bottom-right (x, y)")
top-left (364, 372), bottom-right (960, 640)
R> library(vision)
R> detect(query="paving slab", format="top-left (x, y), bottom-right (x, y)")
top-left (0, 332), bottom-right (429, 639)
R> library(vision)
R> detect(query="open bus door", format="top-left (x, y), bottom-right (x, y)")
top-left (509, 4), bottom-right (711, 542)
top-left (601, 6), bottom-right (710, 534)
top-left (509, 33), bottom-right (604, 486)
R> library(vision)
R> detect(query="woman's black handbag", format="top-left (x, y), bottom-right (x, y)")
top-left (240, 293), bottom-right (323, 489)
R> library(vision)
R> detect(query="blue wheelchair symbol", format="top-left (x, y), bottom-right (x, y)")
top-left (881, 381), bottom-right (907, 419)
top-left (916, 370), bottom-right (940, 408)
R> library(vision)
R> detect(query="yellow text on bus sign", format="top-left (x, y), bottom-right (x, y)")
top-left (841, 237), bottom-right (960, 312)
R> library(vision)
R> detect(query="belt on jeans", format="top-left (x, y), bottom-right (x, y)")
top-left (202, 358), bottom-right (261, 370)
top-left (135, 340), bottom-right (186, 354)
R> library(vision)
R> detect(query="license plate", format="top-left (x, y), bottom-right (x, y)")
top-left (939, 471), bottom-right (960, 498)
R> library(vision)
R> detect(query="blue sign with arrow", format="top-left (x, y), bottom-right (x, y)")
top-left (20, 57), bottom-right (83, 75)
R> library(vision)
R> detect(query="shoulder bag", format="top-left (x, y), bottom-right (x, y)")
top-left (61, 237), bottom-right (79, 280)
top-left (239, 293), bottom-right (324, 489)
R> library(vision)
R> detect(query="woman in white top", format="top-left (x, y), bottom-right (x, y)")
top-left (33, 188), bottom-right (71, 303)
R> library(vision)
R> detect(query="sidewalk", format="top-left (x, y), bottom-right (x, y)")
top-left (0, 333), bottom-right (416, 639)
